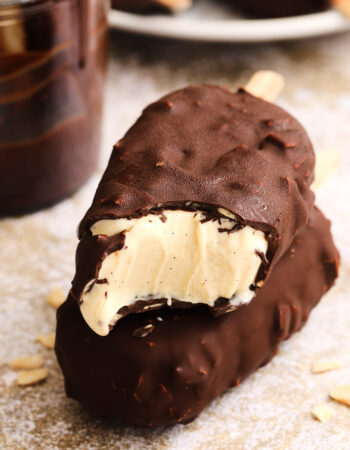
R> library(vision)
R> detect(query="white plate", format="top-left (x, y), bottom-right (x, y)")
top-left (109, 0), bottom-right (350, 42)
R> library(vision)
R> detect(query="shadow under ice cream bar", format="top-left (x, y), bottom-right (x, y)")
top-left (55, 71), bottom-right (339, 426)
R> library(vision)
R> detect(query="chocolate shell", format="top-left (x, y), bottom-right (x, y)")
top-left (74, 86), bottom-right (315, 309)
top-left (55, 207), bottom-right (339, 427)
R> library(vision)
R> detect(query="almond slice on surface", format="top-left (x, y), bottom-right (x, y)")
top-left (17, 367), bottom-right (48, 386)
top-left (244, 70), bottom-right (285, 103)
top-left (10, 354), bottom-right (44, 370)
top-left (312, 360), bottom-right (342, 374)
top-left (312, 404), bottom-right (335, 423)
top-left (47, 286), bottom-right (66, 309)
top-left (35, 333), bottom-right (56, 350)
top-left (312, 149), bottom-right (341, 192)
top-left (330, 385), bottom-right (350, 407)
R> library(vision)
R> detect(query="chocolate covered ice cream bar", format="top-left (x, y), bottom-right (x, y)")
top-left (55, 75), bottom-right (339, 427)
top-left (73, 84), bottom-right (315, 336)
top-left (55, 206), bottom-right (339, 426)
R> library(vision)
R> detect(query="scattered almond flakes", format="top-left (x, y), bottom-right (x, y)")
top-left (46, 286), bottom-right (65, 309)
top-left (10, 354), bottom-right (44, 370)
top-left (35, 332), bottom-right (55, 350)
top-left (312, 360), bottom-right (342, 374)
top-left (312, 405), bottom-right (335, 423)
top-left (330, 385), bottom-right (350, 407)
top-left (17, 367), bottom-right (48, 386)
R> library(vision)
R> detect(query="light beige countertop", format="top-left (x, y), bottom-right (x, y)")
top-left (1, 29), bottom-right (350, 449)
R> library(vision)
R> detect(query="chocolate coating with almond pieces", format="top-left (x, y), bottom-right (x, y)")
top-left (56, 207), bottom-right (339, 427)
top-left (78, 86), bottom-right (315, 296)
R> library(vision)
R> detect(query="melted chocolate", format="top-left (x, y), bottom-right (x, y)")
top-left (0, 0), bottom-right (107, 215)
top-left (55, 207), bottom-right (339, 427)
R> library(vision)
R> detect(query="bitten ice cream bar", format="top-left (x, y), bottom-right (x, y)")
top-left (73, 81), bottom-right (315, 336)
top-left (57, 207), bottom-right (338, 427)
top-left (55, 72), bottom-right (339, 427)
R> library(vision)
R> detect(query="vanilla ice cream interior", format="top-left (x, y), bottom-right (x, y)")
top-left (80, 208), bottom-right (268, 336)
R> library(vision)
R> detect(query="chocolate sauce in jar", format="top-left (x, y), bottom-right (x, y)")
top-left (0, 0), bottom-right (108, 215)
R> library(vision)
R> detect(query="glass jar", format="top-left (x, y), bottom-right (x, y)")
top-left (0, 0), bottom-right (109, 215)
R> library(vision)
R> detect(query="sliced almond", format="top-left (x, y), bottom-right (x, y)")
top-left (47, 286), bottom-right (66, 309)
top-left (330, 385), bottom-right (350, 407)
top-left (244, 70), bottom-right (285, 103)
top-left (10, 354), bottom-right (44, 371)
top-left (312, 360), bottom-right (342, 374)
top-left (35, 333), bottom-right (56, 350)
top-left (17, 367), bottom-right (48, 386)
top-left (312, 404), bottom-right (335, 423)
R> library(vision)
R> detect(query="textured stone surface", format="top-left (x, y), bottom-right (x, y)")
top-left (0, 27), bottom-right (350, 449)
